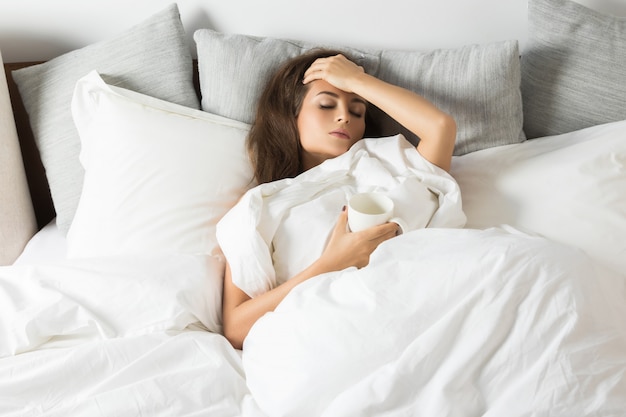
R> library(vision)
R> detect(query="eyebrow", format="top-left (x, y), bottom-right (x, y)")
top-left (316, 91), bottom-right (367, 106)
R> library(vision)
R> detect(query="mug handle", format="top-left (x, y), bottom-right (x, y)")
top-left (389, 217), bottom-right (408, 235)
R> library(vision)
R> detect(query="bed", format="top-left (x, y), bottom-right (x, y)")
top-left (1, 0), bottom-right (625, 415)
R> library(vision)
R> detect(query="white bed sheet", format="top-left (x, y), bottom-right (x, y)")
top-left (1, 330), bottom-right (249, 417)
top-left (452, 119), bottom-right (626, 275)
top-left (1, 245), bottom-right (259, 416)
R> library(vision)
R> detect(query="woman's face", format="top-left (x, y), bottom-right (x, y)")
top-left (297, 80), bottom-right (367, 170)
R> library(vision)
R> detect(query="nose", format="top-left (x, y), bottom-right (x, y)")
top-left (336, 107), bottom-right (350, 124)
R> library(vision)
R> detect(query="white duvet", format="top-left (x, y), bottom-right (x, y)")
top-left (243, 227), bottom-right (626, 416)
top-left (216, 134), bottom-right (626, 416)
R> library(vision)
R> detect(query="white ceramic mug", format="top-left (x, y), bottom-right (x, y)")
top-left (347, 192), bottom-right (407, 234)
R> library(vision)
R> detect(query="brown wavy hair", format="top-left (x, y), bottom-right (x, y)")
top-left (247, 48), bottom-right (362, 184)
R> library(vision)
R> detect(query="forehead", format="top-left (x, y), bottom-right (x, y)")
top-left (305, 80), bottom-right (366, 105)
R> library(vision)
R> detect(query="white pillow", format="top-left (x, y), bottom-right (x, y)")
top-left (67, 71), bottom-right (254, 258)
top-left (451, 119), bottom-right (626, 275)
top-left (12, 5), bottom-right (199, 234)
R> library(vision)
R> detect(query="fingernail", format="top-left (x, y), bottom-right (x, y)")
top-left (342, 205), bottom-right (346, 212)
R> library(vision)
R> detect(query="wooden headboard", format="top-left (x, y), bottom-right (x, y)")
top-left (3, 61), bottom-right (202, 230)
top-left (4, 62), bottom-right (53, 230)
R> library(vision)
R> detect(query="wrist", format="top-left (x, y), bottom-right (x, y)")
top-left (351, 71), bottom-right (371, 93)
top-left (308, 256), bottom-right (339, 278)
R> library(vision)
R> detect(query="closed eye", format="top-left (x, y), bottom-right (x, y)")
top-left (319, 104), bottom-right (363, 118)
top-left (350, 109), bottom-right (364, 118)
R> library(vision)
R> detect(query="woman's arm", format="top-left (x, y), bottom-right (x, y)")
top-left (303, 55), bottom-right (457, 172)
top-left (222, 208), bottom-right (398, 349)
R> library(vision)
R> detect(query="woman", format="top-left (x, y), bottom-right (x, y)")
top-left (221, 49), bottom-right (457, 349)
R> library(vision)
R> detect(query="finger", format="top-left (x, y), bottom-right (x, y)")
top-left (303, 66), bottom-right (328, 84)
top-left (363, 222), bottom-right (399, 241)
top-left (304, 58), bottom-right (328, 74)
top-left (302, 72), bottom-right (319, 85)
top-left (366, 231), bottom-right (398, 251)
top-left (303, 55), bottom-right (344, 84)
top-left (331, 207), bottom-right (349, 234)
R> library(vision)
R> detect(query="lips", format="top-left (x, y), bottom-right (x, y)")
top-left (330, 129), bottom-right (351, 140)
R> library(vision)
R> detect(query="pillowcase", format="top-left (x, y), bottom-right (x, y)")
top-left (521, 0), bottom-right (626, 138)
top-left (450, 119), bottom-right (626, 276)
top-left (0, 51), bottom-right (37, 265)
top-left (12, 4), bottom-right (200, 234)
top-left (66, 71), bottom-right (253, 259)
top-left (376, 41), bottom-right (524, 155)
top-left (194, 29), bottom-right (524, 156)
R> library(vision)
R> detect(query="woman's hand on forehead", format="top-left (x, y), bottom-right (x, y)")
top-left (302, 54), bottom-right (365, 93)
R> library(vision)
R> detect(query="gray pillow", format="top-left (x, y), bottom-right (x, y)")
top-left (193, 29), bottom-right (380, 124)
top-left (376, 41), bottom-right (524, 155)
top-left (12, 4), bottom-right (199, 234)
top-left (521, 0), bottom-right (626, 139)
top-left (195, 29), bottom-right (524, 156)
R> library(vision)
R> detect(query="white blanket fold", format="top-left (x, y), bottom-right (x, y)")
top-left (0, 253), bottom-right (224, 357)
top-left (217, 135), bottom-right (466, 298)
top-left (0, 331), bottom-right (250, 417)
top-left (0, 253), bottom-right (257, 416)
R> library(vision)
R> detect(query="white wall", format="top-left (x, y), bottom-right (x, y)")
top-left (0, 0), bottom-right (529, 63)
top-left (1, 0), bottom-right (625, 63)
